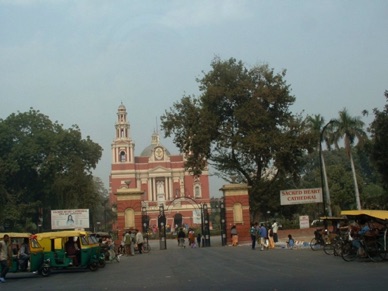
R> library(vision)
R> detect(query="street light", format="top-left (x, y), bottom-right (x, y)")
top-left (220, 198), bottom-right (226, 246)
top-left (203, 204), bottom-right (210, 247)
top-left (142, 206), bottom-right (148, 233)
top-left (320, 120), bottom-right (334, 217)
top-left (158, 204), bottom-right (167, 250)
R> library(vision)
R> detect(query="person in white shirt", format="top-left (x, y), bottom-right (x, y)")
top-left (272, 221), bottom-right (279, 243)
top-left (0, 234), bottom-right (12, 283)
top-left (18, 238), bottom-right (30, 271)
top-left (136, 229), bottom-right (144, 254)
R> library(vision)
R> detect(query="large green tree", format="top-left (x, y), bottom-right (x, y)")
top-left (369, 91), bottom-right (388, 192)
top-left (0, 109), bottom-right (103, 231)
top-left (161, 57), bottom-right (313, 217)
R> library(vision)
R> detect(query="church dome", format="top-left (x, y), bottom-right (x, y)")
top-left (140, 131), bottom-right (171, 157)
top-left (118, 103), bottom-right (126, 111)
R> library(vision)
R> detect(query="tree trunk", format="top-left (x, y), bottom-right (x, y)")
top-left (349, 151), bottom-right (361, 210)
top-left (321, 154), bottom-right (332, 216)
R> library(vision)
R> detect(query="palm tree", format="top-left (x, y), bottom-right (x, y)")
top-left (306, 114), bottom-right (334, 216)
top-left (332, 108), bottom-right (367, 210)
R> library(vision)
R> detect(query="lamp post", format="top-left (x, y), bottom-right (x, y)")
top-left (319, 120), bottom-right (334, 217)
top-left (142, 206), bottom-right (148, 233)
top-left (203, 203), bottom-right (210, 247)
top-left (158, 204), bottom-right (167, 250)
top-left (220, 199), bottom-right (227, 246)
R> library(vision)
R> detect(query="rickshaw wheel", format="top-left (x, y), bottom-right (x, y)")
top-left (98, 259), bottom-right (106, 268)
top-left (89, 262), bottom-right (98, 271)
top-left (323, 243), bottom-right (334, 255)
top-left (40, 267), bottom-right (51, 277)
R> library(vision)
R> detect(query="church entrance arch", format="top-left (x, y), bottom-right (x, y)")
top-left (174, 213), bottom-right (183, 228)
top-left (166, 197), bottom-right (210, 247)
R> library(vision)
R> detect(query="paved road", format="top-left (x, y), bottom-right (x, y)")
top-left (2, 238), bottom-right (388, 291)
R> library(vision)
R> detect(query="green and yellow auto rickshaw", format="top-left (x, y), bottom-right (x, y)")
top-left (0, 232), bottom-right (50, 276)
top-left (36, 230), bottom-right (99, 272)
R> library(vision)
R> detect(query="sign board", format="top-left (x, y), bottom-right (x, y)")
top-left (280, 188), bottom-right (323, 205)
top-left (193, 209), bottom-right (201, 224)
top-left (299, 215), bottom-right (310, 229)
top-left (51, 209), bottom-right (90, 230)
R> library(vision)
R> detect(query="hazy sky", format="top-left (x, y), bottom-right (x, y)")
top-left (1, 0), bottom-right (387, 197)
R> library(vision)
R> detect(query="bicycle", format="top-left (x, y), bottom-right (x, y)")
top-left (135, 236), bottom-right (151, 254)
top-left (331, 231), bottom-right (350, 256)
top-left (310, 229), bottom-right (330, 251)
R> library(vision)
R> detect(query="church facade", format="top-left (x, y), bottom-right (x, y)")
top-left (109, 103), bottom-right (210, 237)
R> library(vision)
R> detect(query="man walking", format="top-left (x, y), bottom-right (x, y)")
top-left (136, 229), bottom-right (144, 254)
top-left (130, 230), bottom-right (136, 255)
top-left (250, 222), bottom-right (258, 250)
top-left (124, 231), bottom-right (131, 256)
top-left (259, 223), bottom-right (268, 251)
top-left (0, 234), bottom-right (12, 283)
top-left (272, 220), bottom-right (279, 243)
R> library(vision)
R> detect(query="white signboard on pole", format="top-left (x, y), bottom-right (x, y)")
top-left (51, 209), bottom-right (90, 230)
top-left (193, 209), bottom-right (202, 224)
top-left (299, 215), bottom-right (310, 229)
top-left (280, 188), bottom-right (323, 205)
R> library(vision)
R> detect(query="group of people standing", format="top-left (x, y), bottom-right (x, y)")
top-left (123, 229), bottom-right (144, 255)
top-left (177, 228), bottom-right (202, 248)
top-left (250, 221), bottom-right (279, 251)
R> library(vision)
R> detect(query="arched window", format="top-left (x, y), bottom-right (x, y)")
top-left (124, 208), bottom-right (135, 229)
top-left (233, 203), bottom-right (243, 223)
top-left (120, 151), bottom-right (126, 162)
top-left (194, 184), bottom-right (201, 198)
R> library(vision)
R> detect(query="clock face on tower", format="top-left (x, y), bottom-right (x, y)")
top-left (154, 147), bottom-right (164, 160)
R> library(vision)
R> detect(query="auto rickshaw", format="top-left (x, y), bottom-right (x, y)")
top-left (0, 232), bottom-right (50, 277)
top-left (36, 230), bottom-right (99, 272)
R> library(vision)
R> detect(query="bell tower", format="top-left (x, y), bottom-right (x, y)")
top-left (111, 103), bottom-right (135, 164)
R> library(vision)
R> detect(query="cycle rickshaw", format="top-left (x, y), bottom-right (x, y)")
top-left (340, 210), bottom-right (388, 262)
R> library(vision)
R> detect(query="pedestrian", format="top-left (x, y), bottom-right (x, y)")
top-left (231, 225), bottom-right (238, 246)
top-left (268, 226), bottom-right (275, 249)
top-left (177, 228), bottom-right (186, 247)
top-left (0, 234), bottom-right (12, 283)
top-left (136, 229), bottom-right (144, 254)
top-left (272, 220), bottom-right (279, 243)
top-left (18, 238), bottom-right (30, 271)
top-left (259, 223), bottom-right (268, 251)
top-left (130, 230), bottom-right (136, 255)
top-left (188, 229), bottom-right (195, 248)
top-left (250, 222), bottom-right (258, 250)
top-left (196, 233), bottom-right (201, 248)
top-left (124, 231), bottom-right (131, 256)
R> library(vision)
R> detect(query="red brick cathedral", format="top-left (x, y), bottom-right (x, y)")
top-left (109, 103), bottom-right (210, 236)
